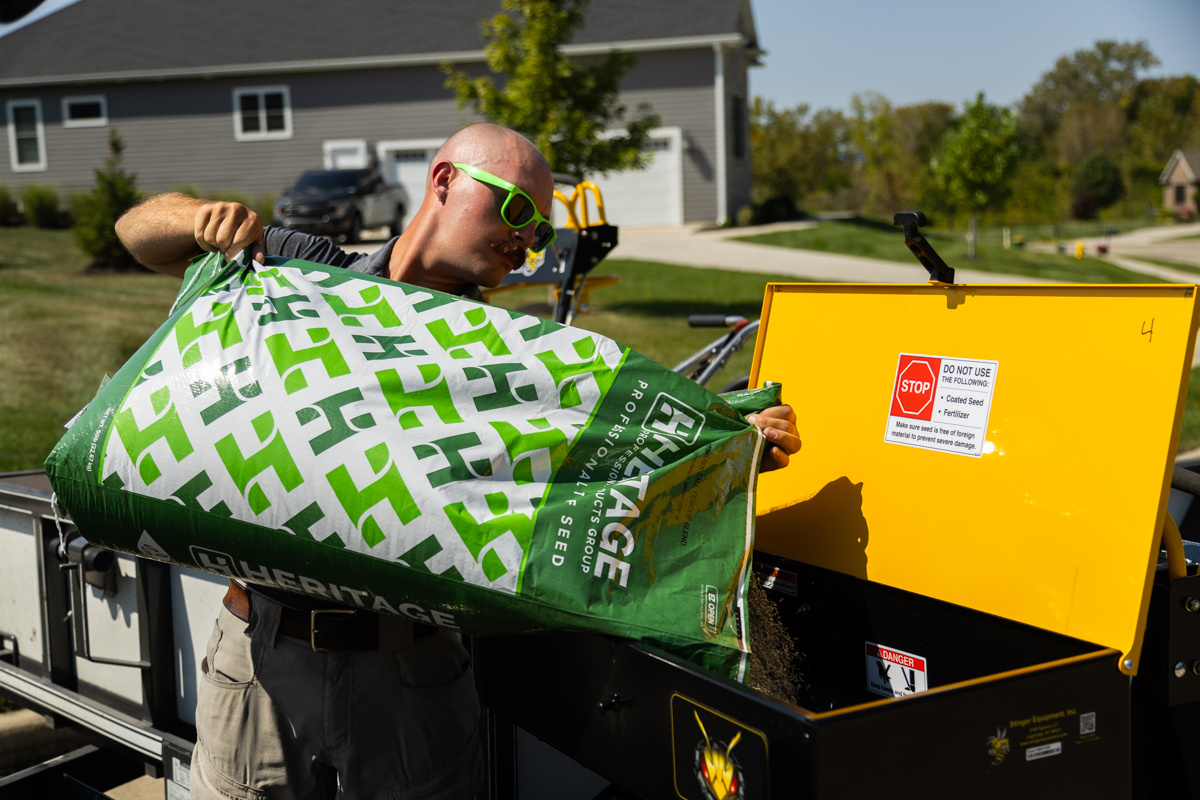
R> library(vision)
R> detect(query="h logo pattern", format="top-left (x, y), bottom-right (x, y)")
top-left (101, 261), bottom-right (623, 595)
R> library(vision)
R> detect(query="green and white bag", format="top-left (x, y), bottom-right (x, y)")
top-left (46, 252), bottom-right (771, 676)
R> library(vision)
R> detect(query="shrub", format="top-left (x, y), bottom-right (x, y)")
top-left (72, 130), bottom-right (143, 269)
top-left (0, 185), bottom-right (16, 225)
top-left (739, 195), bottom-right (801, 226)
top-left (1070, 152), bottom-right (1125, 221)
top-left (22, 185), bottom-right (60, 228)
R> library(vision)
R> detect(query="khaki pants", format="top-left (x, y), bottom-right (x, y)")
top-left (190, 595), bottom-right (484, 799)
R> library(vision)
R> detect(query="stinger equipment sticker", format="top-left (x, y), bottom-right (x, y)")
top-left (884, 353), bottom-right (998, 458)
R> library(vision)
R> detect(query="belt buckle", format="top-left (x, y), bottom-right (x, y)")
top-left (310, 609), bottom-right (356, 653)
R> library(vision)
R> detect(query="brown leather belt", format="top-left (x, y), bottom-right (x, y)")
top-left (222, 580), bottom-right (434, 653)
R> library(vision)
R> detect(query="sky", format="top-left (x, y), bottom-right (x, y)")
top-left (4, 0), bottom-right (1200, 116)
top-left (750, 0), bottom-right (1200, 113)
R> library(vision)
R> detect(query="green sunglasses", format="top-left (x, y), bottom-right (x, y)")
top-left (452, 162), bottom-right (557, 253)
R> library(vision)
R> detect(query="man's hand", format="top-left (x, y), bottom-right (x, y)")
top-left (194, 201), bottom-right (265, 265)
top-left (746, 405), bottom-right (800, 472)
top-left (116, 193), bottom-right (267, 278)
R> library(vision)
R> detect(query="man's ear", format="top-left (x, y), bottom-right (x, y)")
top-left (429, 160), bottom-right (454, 203)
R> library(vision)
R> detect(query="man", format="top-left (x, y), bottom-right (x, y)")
top-left (116, 123), bottom-right (800, 799)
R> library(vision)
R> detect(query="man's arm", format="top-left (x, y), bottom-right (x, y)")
top-left (115, 193), bottom-right (265, 278)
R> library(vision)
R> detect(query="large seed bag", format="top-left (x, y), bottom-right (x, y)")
top-left (46, 252), bottom-right (769, 676)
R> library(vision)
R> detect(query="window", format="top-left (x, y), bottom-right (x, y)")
top-left (1178, 185), bottom-right (1187, 205)
top-left (233, 87), bottom-right (292, 141)
top-left (731, 96), bottom-right (747, 160)
top-left (6, 100), bottom-right (46, 172)
top-left (62, 95), bottom-right (107, 127)
top-left (392, 149), bottom-right (429, 163)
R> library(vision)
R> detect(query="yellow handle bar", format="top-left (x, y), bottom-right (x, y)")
top-left (555, 181), bottom-right (608, 230)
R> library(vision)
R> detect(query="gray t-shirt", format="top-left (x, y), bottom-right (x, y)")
top-left (265, 226), bottom-right (395, 277)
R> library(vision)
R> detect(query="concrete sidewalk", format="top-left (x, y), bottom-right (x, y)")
top-left (1029, 222), bottom-right (1200, 272)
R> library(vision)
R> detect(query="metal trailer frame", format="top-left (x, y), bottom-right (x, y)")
top-left (0, 471), bottom-right (197, 798)
top-left (3, 211), bottom-right (1200, 799)
top-left (5, 464), bottom-right (1200, 800)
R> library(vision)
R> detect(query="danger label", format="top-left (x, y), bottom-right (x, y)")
top-left (884, 353), bottom-right (998, 458)
top-left (866, 642), bottom-right (929, 698)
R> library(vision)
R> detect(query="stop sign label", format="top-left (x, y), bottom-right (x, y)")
top-left (890, 355), bottom-right (941, 420)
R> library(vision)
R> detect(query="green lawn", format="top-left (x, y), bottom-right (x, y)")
top-left (734, 216), bottom-right (1169, 284)
top-left (1119, 255), bottom-right (1200, 277)
top-left (1181, 366), bottom-right (1200, 454)
top-left (488, 258), bottom-right (784, 388)
top-left (0, 228), bottom-right (179, 472)
top-left (3, 227), bottom-right (1199, 471)
top-left (0, 230), bottom-right (778, 470)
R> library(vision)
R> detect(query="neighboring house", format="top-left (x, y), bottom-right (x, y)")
top-left (0, 0), bottom-right (762, 227)
top-left (1160, 149), bottom-right (1200, 220)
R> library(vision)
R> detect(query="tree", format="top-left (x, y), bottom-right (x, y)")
top-left (1070, 151), bottom-right (1125, 220)
top-left (1126, 75), bottom-right (1200, 165)
top-left (1019, 40), bottom-right (1158, 162)
top-left (443, 0), bottom-right (659, 178)
top-left (849, 92), bottom-right (903, 217)
top-left (72, 129), bottom-right (142, 269)
top-left (891, 101), bottom-right (957, 217)
top-left (748, 98), bottom-right (852, 216)
top-left (930, 93), bottom-right (1020, 258)
top-left (1055, 101), bottom-right (1126, 167)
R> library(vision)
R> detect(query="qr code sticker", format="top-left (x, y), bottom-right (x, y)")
top-left (1080, 712), bottom-right (1097, 735)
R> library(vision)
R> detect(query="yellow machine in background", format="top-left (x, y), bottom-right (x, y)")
top-left (483, 176), bottom-right (620, 325)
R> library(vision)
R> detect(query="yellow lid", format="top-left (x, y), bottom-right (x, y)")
top-left (750, 283), bottom-right (1200, 675)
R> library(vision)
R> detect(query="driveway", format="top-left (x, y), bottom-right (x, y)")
top-left (609, 222), bottom-right (1060, 284)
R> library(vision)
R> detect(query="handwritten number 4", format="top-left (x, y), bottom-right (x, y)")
top-left (1142, 318), bottom-right (1154, 344)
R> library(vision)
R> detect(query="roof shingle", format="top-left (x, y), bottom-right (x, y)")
top-left (0, 0), bottom-right (749, 83)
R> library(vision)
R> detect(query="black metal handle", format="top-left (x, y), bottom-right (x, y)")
top-left (894, 210), bottom-right (955, 284)
top-left (1173, 465), bottom-right (1200, 497)
top-left (688, 314), bottom-right (742, 328)
top-left (597, 693), bottom-right (633, 714)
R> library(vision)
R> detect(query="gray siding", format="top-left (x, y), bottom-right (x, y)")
top-left (619, 48), bottom-right (718, 223)
top-left (0, 67), bottom-right (482, 200)
top-left (1, 48), bottom-right (750, 225)
top-left (725, 47), bottom-right (753, 219)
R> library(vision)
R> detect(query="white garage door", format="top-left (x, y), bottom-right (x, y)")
top-left (377, 139), bottom-right (444, 228)
top-left (587, 127), bottom-right (683, 228)
top-left (379, 129), bottom-right (684, 230)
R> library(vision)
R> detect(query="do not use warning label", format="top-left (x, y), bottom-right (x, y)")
top-left (884, 353), bottom-right (998, 458)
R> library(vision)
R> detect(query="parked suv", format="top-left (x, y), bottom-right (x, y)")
top-left (272, 168), bottom-right (408, 243)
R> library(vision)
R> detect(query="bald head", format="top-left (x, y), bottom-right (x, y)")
top-left (432, 123), bottom-right (550, 180)
top-left (385, 123), bottom-right (555, 292)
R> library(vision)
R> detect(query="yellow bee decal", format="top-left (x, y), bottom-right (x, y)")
top-left (517, 247), bottom-right (545, 277)
top-left (987, 727), bottom-right (1010, 765)
top-left (695, 710), bottom-right (744, 800)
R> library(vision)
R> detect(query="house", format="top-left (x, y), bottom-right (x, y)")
top-left (0, 0), bottom-right (762, 227)
top-left (1160, 149), bottom-right (1200, 220)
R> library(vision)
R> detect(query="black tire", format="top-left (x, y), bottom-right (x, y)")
top-left (344, 212), bottom-right (362, 244)
top-left (719, 375), bottom-right (751, 393)
top-left (389, 206), bottom-right (405, 238)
